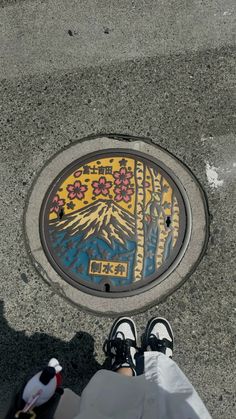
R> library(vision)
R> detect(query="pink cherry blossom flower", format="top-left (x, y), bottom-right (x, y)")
top-left (67, 181), bottom-right (88, 200)
top-left (74, 170), bottom-right (82, 178)
top-left (114, 185), bottom-right (134, 203)
top-left (113, 167), bottom-right (133, 186)
top-left (50, 194), bottom-right (65, 214)
top-left (92, 177), bottom-right (112, 196)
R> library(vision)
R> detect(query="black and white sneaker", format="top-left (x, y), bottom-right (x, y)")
top-left (143, 317), bottom-right (174, 358)
top-left (103, 317), bottom-right (138, 376)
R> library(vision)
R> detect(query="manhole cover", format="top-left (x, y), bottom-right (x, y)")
top-left (25, 135), bottom-right (208, 314)
top-left (40, 150), bottom-right (187, 296)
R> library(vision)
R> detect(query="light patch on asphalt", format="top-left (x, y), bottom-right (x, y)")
top-left (223, 10), bottom-right (233, 15)
top-left (205, 161), bottom-right (224, 188)
top-left (201, 135), bottom-right (212, 143)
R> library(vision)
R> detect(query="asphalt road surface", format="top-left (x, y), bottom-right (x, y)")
top-left (0, 1), bottom-right (235, 417)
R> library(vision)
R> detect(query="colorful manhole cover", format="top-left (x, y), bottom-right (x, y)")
top-left (25, 135), bottom-right (208, 313)
top-left (39, 150), bottom-right (188, 296)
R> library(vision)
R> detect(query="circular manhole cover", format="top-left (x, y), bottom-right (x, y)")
top-left (25, 136), bottom-right (208, 314)
top-left (40, 150), bottom-right (187, 296)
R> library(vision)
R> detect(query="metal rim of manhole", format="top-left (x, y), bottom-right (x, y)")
top-left (25, 135), bottom-right (209, 315)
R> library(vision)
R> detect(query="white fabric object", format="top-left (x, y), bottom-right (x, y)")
top-left (69, 352), bottom-right (212, 419)
top-left (48, 358), bottom-right (62, 373)
top-left (22, 372), bottom-right (57, 406)
top-left (55, 389), bottom-right (81, 419)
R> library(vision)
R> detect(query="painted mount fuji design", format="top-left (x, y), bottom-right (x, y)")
top-left (50, 199), bottom-right (136, 246)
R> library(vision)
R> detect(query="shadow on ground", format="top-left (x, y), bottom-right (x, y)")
top-left (0, 301), bottom-right (109, 415)
top-left (1, 298), bottom-right (210, 419)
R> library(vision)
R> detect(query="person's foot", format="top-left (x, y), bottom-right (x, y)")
top-left (103, 317), bottom-right (138, 376)
top-left (143, 317), bottom-right (174, 358)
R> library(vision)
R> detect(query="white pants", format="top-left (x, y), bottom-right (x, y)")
top-left (55, 352), bottom-right (212, 419)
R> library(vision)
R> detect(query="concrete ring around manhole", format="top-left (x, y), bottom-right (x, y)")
top-left (24, 135), bottom-right (209, 315)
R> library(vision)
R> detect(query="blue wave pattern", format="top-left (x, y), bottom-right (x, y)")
top-left (49, 225), bottom-right (171, 287)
